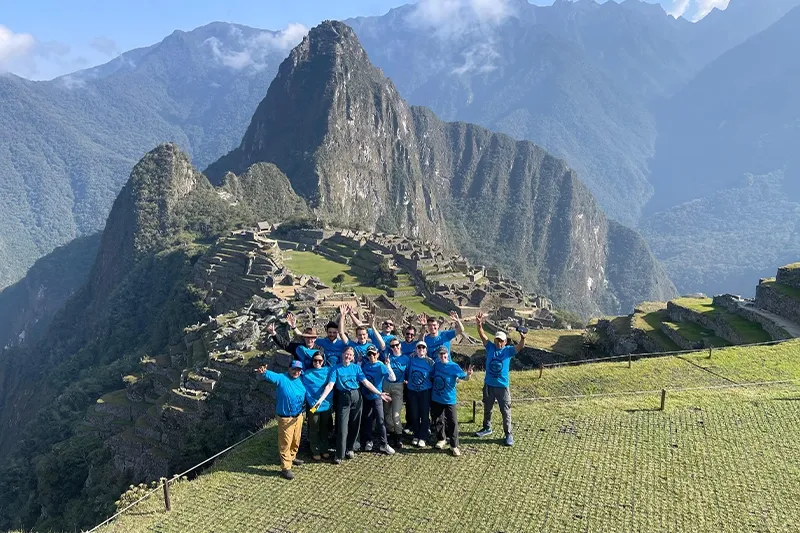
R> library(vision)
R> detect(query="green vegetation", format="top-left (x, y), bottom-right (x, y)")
top-left (762, 279), bottom-right (800, 301)
top-left (631, 302), bottom-right (680, 352)
top-left (672, 297), bottom-right (771, 343)
top-left (662, 320), bottom-right (729, 348)
top-left (99, 341), bottom-right (800, 532)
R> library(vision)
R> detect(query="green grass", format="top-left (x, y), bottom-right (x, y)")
top-left (632, 303), bottom-right (680, 352)
top-left (762, 279), bottom-right (800, 301)
top-left (662, 320), bottom-right (729, 348)
top-left (672, 297), bottom-right (771, 344)
top-left (97, 341), bottom-right (800, 533)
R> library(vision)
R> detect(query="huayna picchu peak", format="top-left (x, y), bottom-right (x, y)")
top-left (207, 20), bottom-right (676, 317)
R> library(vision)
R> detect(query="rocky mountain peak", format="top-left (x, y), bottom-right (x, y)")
top-left (89, 143), bottom-right (205, 296)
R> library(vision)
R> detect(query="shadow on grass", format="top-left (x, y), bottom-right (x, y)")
top-left (623, 407), bottom-right (663, 413)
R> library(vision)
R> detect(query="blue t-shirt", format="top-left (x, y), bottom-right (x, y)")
top-left (400, 341), bottom-right (418, 357)
top-left (386, 354), bottom-right (410, 384)
top-left (484, 341), bottom-right (516, 388)
top-left (368, 328), bottom-right (397, 350)
top-left (360, 360), bottom-right (390, 400)
top-left (432, 361), bottom-right (467, 405)
top-left (348, 340), bottom-right (373, 363)
top-left (295, 345), bottom-right (318, 369)
top-left (262, 370), bottom-right (306, 417)
top-left (315, 337), bottom-right (347, 367)
top-left (328, 363), bottom-right (367, 391)
top-left (301, 367), bottom-right (333, 412)
top-left (405, 356), bottom-right (434, 392)
top-left (424, 329), bottom-right (457, 355)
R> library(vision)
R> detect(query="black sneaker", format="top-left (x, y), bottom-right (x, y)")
top-left (292, 458), bottom-right (305, 466)
top-left (281, 469), bottom-right (294, 480)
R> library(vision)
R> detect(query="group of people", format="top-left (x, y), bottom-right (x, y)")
top-left (256, 305), bottom-right (526, 479)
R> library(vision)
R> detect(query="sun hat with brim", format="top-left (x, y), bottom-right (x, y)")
top-left (416, 341), bottom-right (427, 348)
top-left (494, 331), bottom-right (508, 342)
top-left (290, 360), bottom-right (303, 369)
top-left (301, 327), bottom-right (318, 338)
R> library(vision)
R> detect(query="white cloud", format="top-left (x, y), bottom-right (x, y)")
top-left (407, 0), bottom-right (514, 38)
top-left (665, 0), bottom-right (731, 21)
top-left (452, 41), bottom-right (500, 75)
top-left (205, 23), bottom-right (308, 71)
top-left (0, 24), bottom-right (35, 72)
top-left (89, 36), bottom-right (118, 57)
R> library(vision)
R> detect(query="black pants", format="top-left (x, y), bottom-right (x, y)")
top-left (361, 396), bottom-right (388, 447)
top-left (431, 401), bottom-right (459, 448)
top-left (407, 388), bottom-right (432, 440)
top-left (335, 389), bottom-right (362, 459)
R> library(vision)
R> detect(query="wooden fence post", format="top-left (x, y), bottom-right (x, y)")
top-left (163, 479), bottom-right (171, 512)
top-left (708, 347), bottom-right (713, 359)
top-left (628, 354), bottom-right (632, 369)
top-left (538, 363), bottom-right (544, 379)
top-left (660, 389), bottom-right (667, 411)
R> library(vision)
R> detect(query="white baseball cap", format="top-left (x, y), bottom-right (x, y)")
top-left (494, 331), bottom-right (508, 342)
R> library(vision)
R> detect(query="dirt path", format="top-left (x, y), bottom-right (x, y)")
top-left (739, 303), bottom-right (800, 338)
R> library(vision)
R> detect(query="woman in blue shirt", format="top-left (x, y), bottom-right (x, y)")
top-left (382, 339), bottom-right (410, 448)
top-left (311, 347), bottom-right (391, 463)
top-left (301, 350), bottom-right (333, 461)
top-left (431, 346), bottom-right (473, 456)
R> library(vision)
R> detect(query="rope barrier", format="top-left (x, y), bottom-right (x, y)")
top-left (85, 426), bottom-right (269, 532)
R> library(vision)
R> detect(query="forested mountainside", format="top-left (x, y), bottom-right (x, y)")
top-left (2, 0), bottom-right (796, 298)
top-left (207, 20), bottom-right (675, 317)
top-left (643, 5), bottom-right (800, 295)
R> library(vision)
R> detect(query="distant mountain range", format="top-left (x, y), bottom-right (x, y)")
top-left (1, 0), bottom-right (799, 302)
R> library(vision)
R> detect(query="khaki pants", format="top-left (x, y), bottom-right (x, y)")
top-left (277, 413), bottom-right (304, 470)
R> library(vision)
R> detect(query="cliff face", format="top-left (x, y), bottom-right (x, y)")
top-left (208, 20), bottom-right (675, 316)
top-left (207, 22), bottom-right (443, 242)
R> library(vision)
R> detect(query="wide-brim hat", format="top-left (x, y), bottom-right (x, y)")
top-left (301, 327), bottom-right (318, 338)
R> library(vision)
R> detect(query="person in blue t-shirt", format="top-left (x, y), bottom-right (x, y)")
top-left (315, 317), bottom-right (348, 367)
top-left (358, 345), bottom-right (396, 455)
top-left (301, 350), bottom-right (333, 461)
top-left (341, 308), bottom-right (386, 363)
top-left (431, 346), bottom-right (473, 456)
top-left (399, 325), bottom-right (422, 434)
top-left (255, 360), bottom-right (307, 480)
top-left (311, 346), bottom-right (391, 463)
top-left (405, 341), bottom-right (435, 447)
top-left (382, 338), bottom-right (410, 448)
top-left (421, 311), bottom-right (465, 356)
top-left (473, 312), bottom-right (526, 446)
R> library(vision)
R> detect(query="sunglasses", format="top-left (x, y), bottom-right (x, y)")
top-left (312, 358), bottom-right (324, 363)
top-left (416, 346), bottom-right (427, 350)
top-left (405, 332), bottom-right (415, 336)
top-left (389, 343), bottom-right (401, 348)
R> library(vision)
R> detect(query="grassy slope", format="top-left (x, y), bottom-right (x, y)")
top-left (631, 302), bottom-right (680, 352)
top-left (100, 341), bottom-right (800, 532)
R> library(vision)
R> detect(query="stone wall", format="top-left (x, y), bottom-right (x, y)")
top-left (666, 301), bottom-right (746, 345)
top-left (755, 283), bottom-right (800, 324)
top-left (776, 263), bottom-right (800, 289)
top-left (660, 322), bottom-right (706, 350)
top-left (713, 294), bottom-right (791, 341)
top-left (594, 318), bottom-right (638, 355)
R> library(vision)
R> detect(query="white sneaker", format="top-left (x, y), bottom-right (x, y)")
top-left (379, 444), bottom-right (395, 455)
top-left (412, 438), bottom-right (419, 446)
top-left (364, 441), bottom-right (373, 452)
top-left (435, 440), bottom-right (446, 449)
top-left (417, 439), bottom-right (426, 448)
top-left (451, 447), bottom-right (461, 457)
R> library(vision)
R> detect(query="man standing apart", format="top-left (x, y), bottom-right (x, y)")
top-left (255, 360), bottom-right (307, 479)
top-left (474, 312), bottom-right (525, 446)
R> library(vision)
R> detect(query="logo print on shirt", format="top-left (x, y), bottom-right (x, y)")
top-left (488, 358), bottom-right (503, 378)
top-left (410, 370), bottom-right (426, 387)
top-left (433, 375), bottom-right (447, 392)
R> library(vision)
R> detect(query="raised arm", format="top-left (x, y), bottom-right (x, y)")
top-left (337, 305), bottom-right (350, 344)
top-left (449, 311), bottom-right (465, 336)
top-left (515, 329), bottom-right (526, 354)
top-left (475, 312), bottom-right (489, 344)
top-left (265, 322), bottom-right (291, 351)
top-left (286, 312), bottom-right (302, 338)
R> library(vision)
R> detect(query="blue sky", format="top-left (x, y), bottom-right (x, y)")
top-left (0, 0), bottom-right (726, 80)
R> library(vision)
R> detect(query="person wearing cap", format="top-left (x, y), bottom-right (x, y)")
top-left (311, 346), bottom-right (392, 463)
top-left (255, 360), bottom-right (307, 480)
top-left (300, 350), bottom-right (333, 461)
top-left (382, 338), bottom-right (410, 448)
top-left (431, 346), bottom-right (473, 456)
top-left (419, 311), bottom-right (465, 356)
top-left (358, 344), bottom-right (396, 454)
top-left (473, 312), bottom-right (525, 446)
top-left (295, 326), bottom-right (321, 368)
top-left (265, 312), bottom-right (315, 368)
top-left (405, 340), bottom-right (435, 447)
